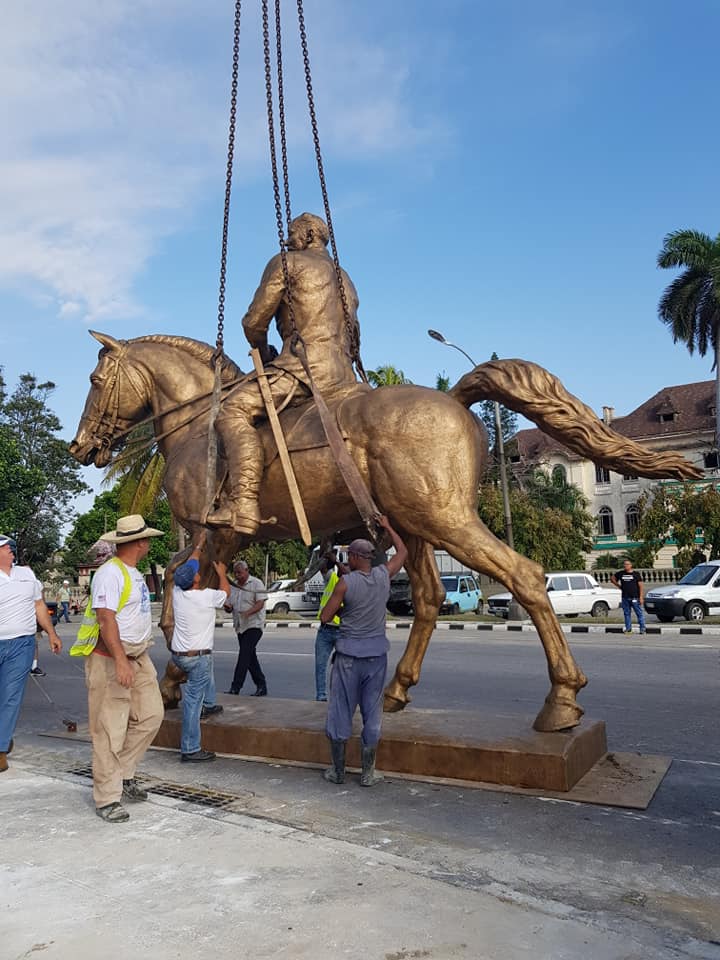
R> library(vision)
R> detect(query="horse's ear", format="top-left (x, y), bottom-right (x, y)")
top-left (90, 330), bottom-right (122, 351)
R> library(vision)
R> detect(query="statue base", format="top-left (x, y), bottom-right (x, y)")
top-left (154, 697), bottom-right (607, 792)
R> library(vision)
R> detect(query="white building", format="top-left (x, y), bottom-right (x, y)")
top-left (512, 379), bottom-right (718, 567)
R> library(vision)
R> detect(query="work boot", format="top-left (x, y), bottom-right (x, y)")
top-left (201, 704), bottom-right (224, 718)
top-left (122, 778), bottom-right (149, 802)
top-left (323, 739), bottom-right (346, 784)
top-left (181, 749), bottom-right (216, 763)
top-left (96, 802), bottom-right (130, 823)
top-left (360, 746), bottom-right (384, 787)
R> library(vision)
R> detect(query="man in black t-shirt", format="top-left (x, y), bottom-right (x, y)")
top-left (611, 559), bottom-right (646, 634)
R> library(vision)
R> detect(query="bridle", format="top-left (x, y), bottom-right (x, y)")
top-left (84, 346), bottom-right (248, 462)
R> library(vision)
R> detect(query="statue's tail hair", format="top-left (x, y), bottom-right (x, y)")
top-left (450, 359), bottom-right (701, 481)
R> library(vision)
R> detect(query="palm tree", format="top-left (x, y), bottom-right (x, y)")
top-left (658, 229), bottom-right (720, 442)
top-left (103, 423), bottom-right (166, 516)
top-left (367, 364), bottom-right (411, 387)
top-left (435, 371), bottom-right (450, 392)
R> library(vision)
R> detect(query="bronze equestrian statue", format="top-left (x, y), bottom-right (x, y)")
top-left (69, 216), bottom-right (700, 734)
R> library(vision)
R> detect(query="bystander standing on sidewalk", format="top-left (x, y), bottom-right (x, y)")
top-left (0, 534), bottom-right (62, 772)
top-left (225, 561), bottom-right (268, 697)
top-left (320, 516), bottom-right (407, 787)
top-left (58, 580), bottom-right (71, 623)
top-left (171, 534), bottom-right (230, 763)
top-left (83, 515), bottom-right (165, 823)
top-left (611, 558), bottom-right (646, 635)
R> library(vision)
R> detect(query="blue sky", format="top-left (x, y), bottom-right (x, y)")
top-left (2, 0), bottom-right (719, 503)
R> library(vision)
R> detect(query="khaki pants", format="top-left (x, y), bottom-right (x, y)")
top-left (85, 651), bottom-right (164, 808)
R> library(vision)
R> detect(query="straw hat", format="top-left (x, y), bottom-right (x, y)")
top-left (100, 514), bottom-right (164, 544)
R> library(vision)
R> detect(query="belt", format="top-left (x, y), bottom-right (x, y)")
top-left (172, 648), bottom-right (213, 657)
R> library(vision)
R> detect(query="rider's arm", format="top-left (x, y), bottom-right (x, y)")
top-left (242, 257), bottom-right (285, 349)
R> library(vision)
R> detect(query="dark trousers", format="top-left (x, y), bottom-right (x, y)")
top-left (231, 628), bottom-right (266, 692)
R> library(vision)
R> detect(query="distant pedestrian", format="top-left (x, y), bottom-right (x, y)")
top-left (0, 535), bottom-right (62, 773)
top-left (171, 533), bottom-right (230, 763)
top-left (225, 561), bottom-right (268, 697)
top-left (58, 581), bottom-right (71, 623)
top-left (83, 515), bottom-right (165, 823)
top-left (320, 516), bottom-right (407, 787)
top-left (314, 558), bottom-right (340, 701)
top-left (611, 559), bottom-right (646, 634)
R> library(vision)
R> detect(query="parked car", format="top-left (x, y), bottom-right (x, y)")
top-left (439, 573), bottom-right (483, 614)
top-left (265, 579), bottom-right (317, 615)
top-left (387, 572), bottom-right (483, 616)
top-left (644, 560), bottom-right (720, 622)
top-left (488, 572), bottom-right (620, 619)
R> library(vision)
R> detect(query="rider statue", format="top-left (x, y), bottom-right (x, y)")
top-left (207, 212), bottom-right (362, 535)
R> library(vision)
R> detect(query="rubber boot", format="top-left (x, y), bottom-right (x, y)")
top-left (360, 745), bottom-right (383, 787)
top-left (323, 739), bottom-right (346, 784)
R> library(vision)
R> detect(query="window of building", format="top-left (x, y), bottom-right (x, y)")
top-left (659, 412), bottom-right (677, 423)
top-left (623, 473), bottom-right (638, 481)
top-left (597, 507), bottom-right (614, 536)
top-left (595, 465), bottom-right (611, 484)
top-left (625, 503), bottom-right (639, 535)
top-left (552, 464), bottom-right (567, 483)
top-left (704, 451), bottom-right (720, 469)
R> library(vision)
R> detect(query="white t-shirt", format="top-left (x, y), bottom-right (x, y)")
top-left (228, 577), bottom-right (267, 632)
top-left (171, 586), bottom-right (228, 652)
top-left (0, 565), bottom-right (42, 640)
top-left (91, 560), bottom-right (152, 646)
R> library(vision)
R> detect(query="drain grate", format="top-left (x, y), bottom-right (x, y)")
top-left (65, 763), bottom-right (238, 809)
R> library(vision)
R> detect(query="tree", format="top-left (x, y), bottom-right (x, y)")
top-left (237, 539), bottom-right (310, 582)
top-left (634, 482), bottom-right (720, 563)
top-left (477, 473), bottom-right (594, 570)
top-left (476, 353), bottom-right (517, 457)
top-left (657, 229), bottom-right (720, 443)
top-left (367, 365), bottom-right (411, 387)
top-left (0, 371), bottom-right (90, 566)
top-left (103, 424), bottom-right (165, 517)
top-left (435, 371), bottom-right (450, 392)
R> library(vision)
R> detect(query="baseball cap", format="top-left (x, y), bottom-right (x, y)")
top-left (0, 535), bottom-right (17, 556)
top-left (347, 538), bottom-right (375, 559)
top-left (174, 558), bottom-right (200, 591)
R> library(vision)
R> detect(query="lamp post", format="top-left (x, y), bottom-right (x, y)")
top-left (428, 329), bottom-right (515, 550)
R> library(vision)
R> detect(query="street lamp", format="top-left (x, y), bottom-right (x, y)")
top-left (427, 329), bottom-right (515, 550)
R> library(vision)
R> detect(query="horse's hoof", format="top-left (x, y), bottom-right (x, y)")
top-left (383, 684), bottom-right (411, 713)
top-left (533, 693), bottom-right (584, 732)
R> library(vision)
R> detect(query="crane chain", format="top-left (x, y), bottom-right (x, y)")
top-left (274, 0), bottom-right (292, 232)
top-left (295, 0), bottom-right (369, 385)
top-left (215, 0), bottom-right (243, 354)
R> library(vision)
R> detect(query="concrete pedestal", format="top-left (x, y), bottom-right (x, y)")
top-left (154, 697), bottom-right (607, 792)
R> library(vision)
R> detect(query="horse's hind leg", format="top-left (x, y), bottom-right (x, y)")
top-left (384, 536), bottom-right (444, 712)
top-left (436, 518), bottom-right (588, 732)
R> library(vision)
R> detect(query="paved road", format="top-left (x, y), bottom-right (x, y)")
top-left (14, 621), bottom-right (720, 955)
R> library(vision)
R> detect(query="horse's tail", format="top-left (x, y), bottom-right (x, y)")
top-left (449, 359), bottom-right (702, 481)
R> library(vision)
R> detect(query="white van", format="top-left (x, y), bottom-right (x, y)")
top-left (644, 560), bottom-right (720, 622)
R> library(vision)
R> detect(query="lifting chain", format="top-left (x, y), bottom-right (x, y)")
top-left (296, 0), bottom-right (369, 385)
top-left (215, 0), bottom-right (243, 355)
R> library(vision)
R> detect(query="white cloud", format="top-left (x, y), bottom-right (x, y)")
top-left (0, 0), bottom-right (438, 323)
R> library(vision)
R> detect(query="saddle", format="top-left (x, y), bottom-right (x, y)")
top-left (257, 381), bottom-right (370, 466)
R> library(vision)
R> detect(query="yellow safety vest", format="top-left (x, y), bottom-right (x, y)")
top-left (319, 571), bottom-right (340, 627)
top-left (69, 558), bottom-right (133, 657)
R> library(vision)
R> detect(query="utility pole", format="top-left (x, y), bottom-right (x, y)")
top-left (428, 330), bottom-right (514, 550)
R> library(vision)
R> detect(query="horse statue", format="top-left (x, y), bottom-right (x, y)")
top-left (70, 331), bottom-right (700, 732)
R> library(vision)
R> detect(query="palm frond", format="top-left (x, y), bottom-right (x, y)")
top-left (657, 229), bottom-right (716, 270)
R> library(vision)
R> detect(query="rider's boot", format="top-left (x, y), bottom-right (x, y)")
top-left (207, 437), bottom-right (263, 536)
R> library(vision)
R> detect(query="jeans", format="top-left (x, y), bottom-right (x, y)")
top-left (0, 635), bottom-right (36, 752)
top-left (326, 652), bottom-right (388, 747)
top-left (230, 629), bottom-right (266, 692)
top-left (60, 601), bottom-right (70, 623)
top-left (314, 623), bottom-right (338, 700)
top-left (204, 659), bottom-right (217, 708)
top-left (171, 653), bottom-right (213, 755)
top-left (621, 597), bottom-right (646, 632)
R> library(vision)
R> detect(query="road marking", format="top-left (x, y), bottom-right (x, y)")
top-left (674, 758), bottom-right (720, 768)
top-left (212, 650), bottom-right (313, 658)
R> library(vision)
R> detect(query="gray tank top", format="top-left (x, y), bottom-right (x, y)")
top-left (336, 566), bottom-right (390, 658)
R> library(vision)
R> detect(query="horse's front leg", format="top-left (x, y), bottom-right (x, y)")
top-left (384, 535), bottom-right (444, 712)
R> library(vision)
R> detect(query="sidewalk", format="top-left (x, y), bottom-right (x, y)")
top-left (4, 752), bottom-right (718, 960)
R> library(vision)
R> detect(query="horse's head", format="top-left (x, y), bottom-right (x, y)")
top-left (69, 331), bottom-right (150, 467)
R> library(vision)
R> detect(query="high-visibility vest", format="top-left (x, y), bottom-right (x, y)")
top-left (319, 571), bottom-right (340, 626)
top-left (69, 558), bottom-right (133, 657)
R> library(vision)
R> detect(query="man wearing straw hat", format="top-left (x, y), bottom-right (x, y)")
top-left (87, 515), bottom-right (165, 823)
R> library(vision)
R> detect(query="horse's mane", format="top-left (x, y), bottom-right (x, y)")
top-left (132, 335), bottom-right (245, 382)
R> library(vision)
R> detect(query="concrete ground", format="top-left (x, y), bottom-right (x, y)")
top-left (4, 621), bottom-right (720, 959)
